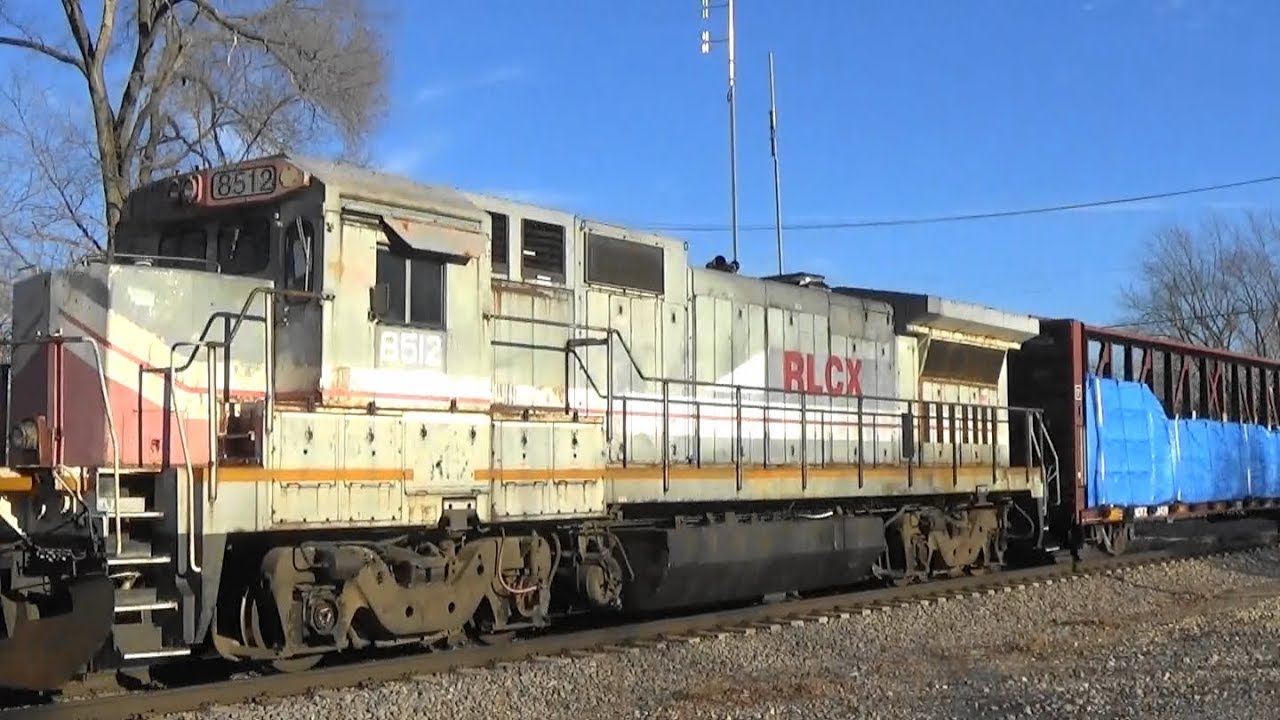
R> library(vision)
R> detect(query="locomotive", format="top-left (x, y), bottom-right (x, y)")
top-left (0, 154), bottom-right (1273, 692)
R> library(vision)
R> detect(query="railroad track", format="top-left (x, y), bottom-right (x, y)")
top-left (5, 528), bottom-right (1276, 720)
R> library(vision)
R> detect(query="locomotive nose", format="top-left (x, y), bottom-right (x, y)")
top-left (0, 571), bottom-right (115, 692)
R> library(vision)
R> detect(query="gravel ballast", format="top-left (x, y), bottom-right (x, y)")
top-left (168, 545), bottom-right (1280, 720)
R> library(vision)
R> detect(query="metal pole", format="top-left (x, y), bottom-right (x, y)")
top-left (768, 50), bottom-right (784, 275)
top-left (727, 0), bottom-right (739, 268)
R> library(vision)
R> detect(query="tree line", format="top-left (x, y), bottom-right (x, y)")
top-left (1118, 212), bottom-right (1280, 357)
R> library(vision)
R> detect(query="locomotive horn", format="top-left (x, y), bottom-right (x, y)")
top-left (0, 572), bottom-right (114, 691)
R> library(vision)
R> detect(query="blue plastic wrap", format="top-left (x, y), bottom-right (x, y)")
top-left (1084, 375), bottom-right (1174, 506)
top-left (1084, 373), bottom-right (1280, 507)
top-left (1259, 427), bottom-right (1280, 497)
top-left (1173, 419), bottom-right (1215, 503)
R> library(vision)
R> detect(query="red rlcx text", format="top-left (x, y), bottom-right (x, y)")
top-left (781, 351), bottom-right (863, 395)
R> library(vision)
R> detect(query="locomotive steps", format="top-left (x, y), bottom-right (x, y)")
top-left (5, 525), bottom-right (1274, 720)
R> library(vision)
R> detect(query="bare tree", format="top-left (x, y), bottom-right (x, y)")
top-left (1119, 211), bottom-right (1280, 357)
top-left (0, 0), bottom-right (390, 255)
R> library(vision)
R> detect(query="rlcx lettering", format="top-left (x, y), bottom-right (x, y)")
top-left (781, 351), bottom-right (863, 396)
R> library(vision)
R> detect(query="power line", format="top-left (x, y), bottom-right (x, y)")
top-left (636, 174), bottom-right (1280, 233)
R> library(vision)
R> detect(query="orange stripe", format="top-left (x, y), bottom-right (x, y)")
top-left (474, 464), bottom-right (1037, 483)
top-left (0, 469), bottom-right (33, 493)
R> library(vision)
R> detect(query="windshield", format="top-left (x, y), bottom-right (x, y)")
top-left (147, 214), bottom-right (271, 276)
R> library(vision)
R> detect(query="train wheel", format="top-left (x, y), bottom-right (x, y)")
top-left (477, 631), bottom-right (515, 646)
top-left (1094, 522), bottom-right (1131, 556)
top-left (266, 655), bottom-right (322, 674)
top-left (240, 588), bottom-right (324, 674)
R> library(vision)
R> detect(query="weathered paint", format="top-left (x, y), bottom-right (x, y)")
top-left (4, 152), bottom-right (1047, 539)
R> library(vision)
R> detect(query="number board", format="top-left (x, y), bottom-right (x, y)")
top-left (209, 164), bottom-right (279, 202)
top-left (376, 327), bottom-right (445, 370)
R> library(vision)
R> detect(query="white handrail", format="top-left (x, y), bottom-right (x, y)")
top-left (207, 341), bottom-right (219, 502)
top-left (167, 344), bottom-right (202, 575)
top-left (36, 334), bottom-right (121, 554)
top-left (83, 337), bottom-right (123, 556)
top-left (171, 380), bottom-right (201, 575)
top-left (261, 294), bottom-right (274, 465)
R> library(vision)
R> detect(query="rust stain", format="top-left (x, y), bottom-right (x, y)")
top-left (492, 278), bottom-right (570, 301)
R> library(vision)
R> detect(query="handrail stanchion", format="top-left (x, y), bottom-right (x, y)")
top-left (79, 337), bottom-right (122, 556)
top-left (800, 392), bottom-right (808, 492)
top-left (262, 292), bottom-right (275, 465)
top-left (168, 343), bottom-right (202, 574)
top-left (734, 386), bottom-right (743, 492)
top-left (1025, 411), bottom-right (1033, 487)
top-left (207, 341), bottom-right (220, 503)
top-left (856, 396), bottom-right (864, 489)
top-left (620, 396), bottom-right (628, 467)
top-left (661, 380), bottom-right (670, 494)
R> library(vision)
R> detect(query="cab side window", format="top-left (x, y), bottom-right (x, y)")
top-left (285, 218), bottom-right (315, 290)
top-left (374, 242), bottom-right (445, 328)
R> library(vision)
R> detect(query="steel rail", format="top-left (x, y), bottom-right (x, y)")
top-left (4, 529), bottom-right (1274, 720)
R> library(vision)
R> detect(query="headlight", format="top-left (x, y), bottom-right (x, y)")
top-left (8, 419), bottom-right (38, 451)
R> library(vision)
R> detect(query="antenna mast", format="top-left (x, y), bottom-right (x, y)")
top-left (768, 50), bottom-right (784, 275)
top-left (701, 0), bottom-right (739, 269)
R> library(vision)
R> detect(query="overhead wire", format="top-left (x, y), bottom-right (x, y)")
top-left (635, 174), bottom-right (1280, 233)
top-left (1102, 307), bottom-right (1279, 330)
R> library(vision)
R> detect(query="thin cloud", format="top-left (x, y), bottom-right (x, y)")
top-left (1208, 200), bottom-right (1264, 211)
top-left (479, 187), bottom-right (583, 209)
top-left (415, 64), bottom-right (527, 104)
top-left (378, 148), bottom-right (425, 175)
top-left (375, 131), bottom-right (451, 176)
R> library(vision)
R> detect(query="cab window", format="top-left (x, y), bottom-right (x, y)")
top-left (285, 218), bottom-right (316, 290)
top-left (375, 243), bottom-right (445, 328)
top-left (217, 217), bottom-right (271, 275)
top-left (158, 226), bottom-right (207, 266)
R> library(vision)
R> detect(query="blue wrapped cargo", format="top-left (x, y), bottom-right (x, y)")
top-left (1085, 373), bottom-right (1275, 507)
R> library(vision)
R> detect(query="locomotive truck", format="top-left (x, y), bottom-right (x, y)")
top-left (0, 154), bottom-right (1275, 691)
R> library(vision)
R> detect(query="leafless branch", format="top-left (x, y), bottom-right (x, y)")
top-left (0, 0), bottom-right (390, 263)
top-left (1120, 210), bottom-right (1280, 356)
top-left (0, 35), bottom-right (84, 70)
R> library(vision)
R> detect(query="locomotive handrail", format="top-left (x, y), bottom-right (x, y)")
top-left (168, 286), bottom-right (331, 374)
top-left (167, 342), bottom-right (202, 574)
top-left (488, 312), bottom-right (1056, 502)
top-left (488, 313), bottom-right (1050, 411)
top-left (1034, 412), bottom-right (1062, 506)
top-left (146, 286), bottom-right (330, 575)
top-left (2, 334), bottom-right (121, 554)
top-left (162, 287), bottom-right (329, 459)
top-left (83, 251), bottom-right (219, 273)
top-left (165, 311), bottom-right (264, 375)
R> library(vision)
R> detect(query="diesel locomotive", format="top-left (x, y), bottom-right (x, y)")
top-left (0, 154), bottom-right (1273, 691)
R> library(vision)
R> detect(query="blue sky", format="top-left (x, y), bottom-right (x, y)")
top-left (372, 0), bottom-right (1280, 324)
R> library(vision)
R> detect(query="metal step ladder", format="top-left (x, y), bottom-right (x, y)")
top-left (97, 470), bottom-right (192, 663)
